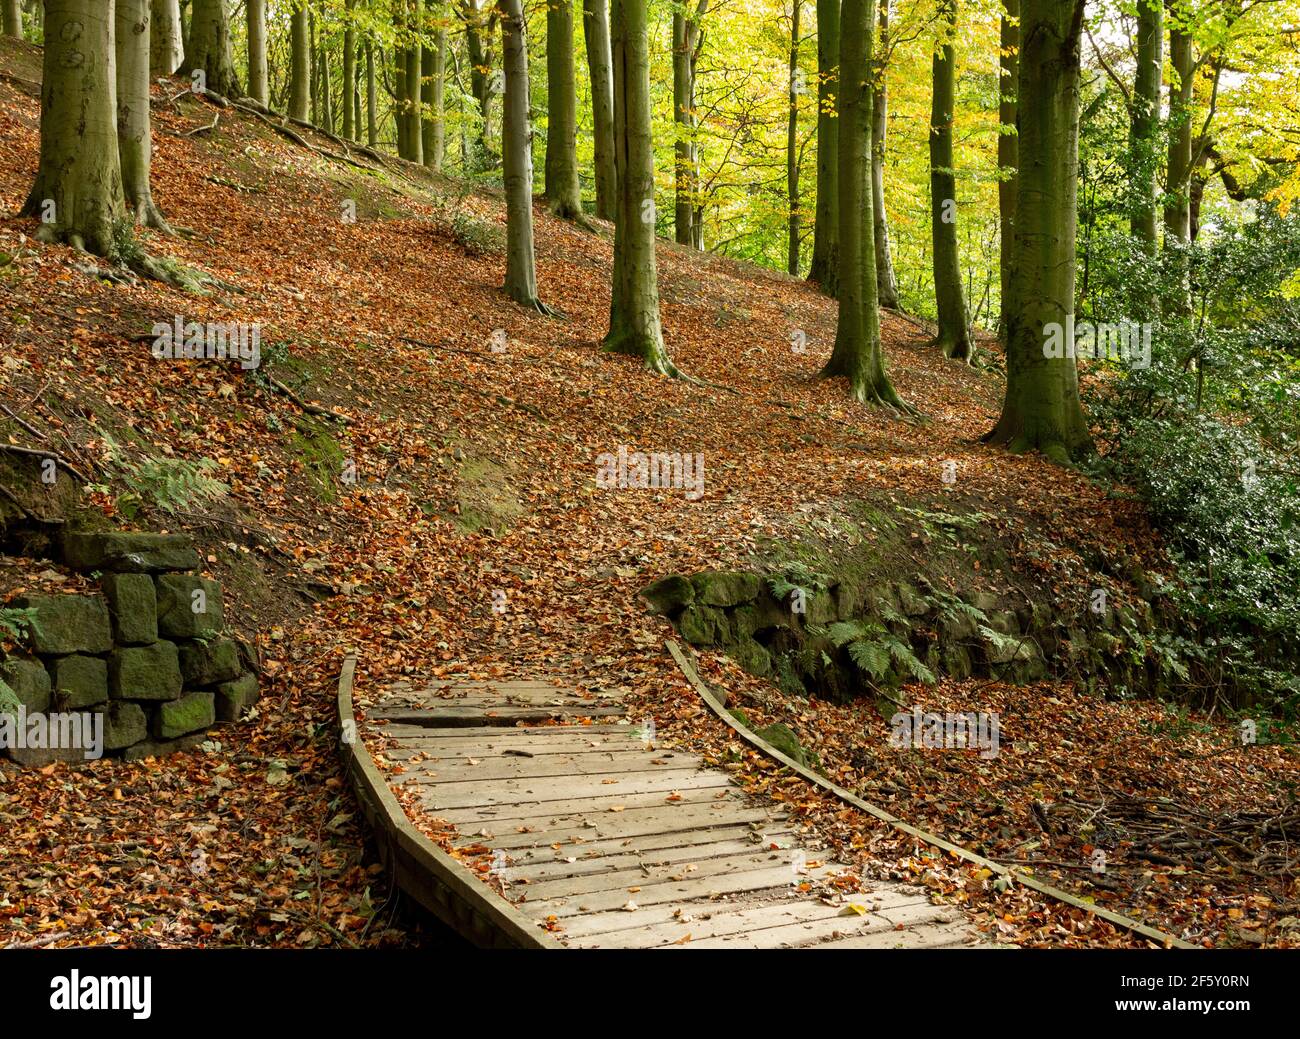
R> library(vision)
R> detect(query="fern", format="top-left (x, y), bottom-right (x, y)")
top-left (885, 635), bottom-right (936, 684)
top-left (100, 432), bottom-right (227, 516)
top-left (848, 638), bottom-right (892, 679)
top-left (979, 625), bottom-right (1024, 660)
top-left (0, 606), bottom-right (42, 644)
top-left (0, 677), bottom-right (21, 717)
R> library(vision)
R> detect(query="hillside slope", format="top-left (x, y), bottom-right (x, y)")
top-left (1, 36), bottom-right (1296, 948)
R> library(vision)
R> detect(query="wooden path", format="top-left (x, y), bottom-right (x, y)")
top-left (360, 676), bottom-right (982, 949)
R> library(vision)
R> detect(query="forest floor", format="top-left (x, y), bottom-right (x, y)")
top-left (0, 36), bottom-right (1296, 948)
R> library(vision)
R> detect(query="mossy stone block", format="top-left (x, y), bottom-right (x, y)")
top-left (155, 576), bottom-right (224, 639)
top-left (110, 641), bottom-right (182, 701)
top-left (14, 595), bottom-right (112, 655)
top-left (102, 572), bottom-right (158, 645)
top-left (49, 654), bottom-right (109, 709)
top-left (214, 672), bottom-right (259, 722)
top-left (63, 531), bottom-right (200, 574)
top-left (155, 690), bottom-right (215, 739)
top-left (1, 656), bottom-right (51, 714)
top-left (179, 638), bottom-right (241, 687)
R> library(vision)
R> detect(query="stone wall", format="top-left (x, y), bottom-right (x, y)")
top-left (642, 568), bottom-right (1167, 703)
top-left (1, 532), bottom-right (259, 767)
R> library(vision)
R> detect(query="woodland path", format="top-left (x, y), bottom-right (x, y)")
top-left (362, 677), bottom-right (984, 949)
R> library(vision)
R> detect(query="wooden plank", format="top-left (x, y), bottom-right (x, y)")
top-left (434, 785), bottom-right (748, 824)
top-left (371, 706), bottom-right (625, 728)
top-left (558, 884), bottom-right (936, 943)
top-left (518, 847), bottom-right (826, 901)
top-left (808, 920), bottom-right (975, 949)
top-left (503, 836), bottom-right (800, 884)
top-left (519, 861), bottom-right (839, 919)
top-left (366, 723), bottom-right (634, 738)
top-left (445, 800), bottom-right (784, 848)
top-left (413, 768), bottom-right (731, 809)
top-left (387, 749), bottom-right (706, 783)
top-left (374, 728), bottom-right (647, 754)
top-left (492, 826), bottom-right (797, 866)
top-left (674, 900), bottom-right (956, 950)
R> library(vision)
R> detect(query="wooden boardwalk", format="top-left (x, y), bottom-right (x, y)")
top-left (363, 677), bottom-right (982, 949)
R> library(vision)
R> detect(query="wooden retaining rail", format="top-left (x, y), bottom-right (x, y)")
top-left (664, 641), bottom-right (1196, 949)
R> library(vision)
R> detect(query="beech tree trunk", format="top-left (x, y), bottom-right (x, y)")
top-left (808, 0), bottom-right (839, 296)
top-left (180, 0), bottom-right (241, 98)
top-left (871, 0), bottom-right (898, 307)
top-left (23, 0), bottom-right (126, 258)
top-left (545, 0), bottom-right (584, 218)
top-left (499, 0), bottom-right (544, 310)
top-left (997, 0), bottom-right (1017, 341)
top-left (984, 0), bottom-right (1093, 464)
top-left (342, 0), bottom-right (356, 139)
top-left (787, 0), bottom-right (802, 276)
top-left (405, 0), bottom-right (423, 164)
top-left (150, 0), bottom-right (185, 76)
top-left (321, 36), bottom-right (334, 134)
top-left (672, 2), bottom-right (707, 248)
top-left (464, 0), bottom-right (499, 167)
top-left (366, 39), bottom-right (378, 147)
top-left (290, 4), bottom-right (310, 121)
top-left (1164, 22), bottom-right (1193, 314)
top-left (247, 0), bottom-right (268, 105)
top-left (1130, 0), bottom-right (1162, 254)
top-left (583, 0), bottom-right (617, 220)
top-left (117, 0), bottom-right (170, 232)
top-left (820, 0), bottom-right (906, 407)
top-left (4, 0), bottom-right (23, 37)
top-left (928, 0), bottom-right (973, 361)
top-left (604, 0), bottom-right (675, 374)
top-left (429, 20), bottom-right (447, 167)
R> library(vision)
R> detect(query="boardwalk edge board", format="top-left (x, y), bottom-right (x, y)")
top-left (665, 640), bottom-right (1198, 950)
top-left (336, 653), bottom-right (560, 949)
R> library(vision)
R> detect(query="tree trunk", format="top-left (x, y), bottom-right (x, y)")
top-left (320, 37), bottom-right (334, 134)
top-left (786, 0), bottom-right (802, 275)
top-left (499, 0), bottom-right (544, 310)
top-left (984, 0), bottom-right (1093, 464)
top-left (1130, 0), bottom-right (1162, 253)
top-left (604, 0), bottom-right (675, 374)
top-left (545, 0), bottom-right (584, 218)
top-left (23, 0), bottom-right (125, 258)
top-left (366, 39), bottom-right (378, 147)
top-left (997, 0), bottom-right (1017, 341)
top-left (247, 0), bottom-right (268, 105)
top-left (290, 5), bottom-right (310, 121)
top-left (1164, 21), bottom-right (1193, 314)
top-left (394, 36), bottom-right (408, 156)
top-left (4, 0), bottom-right (23, 37)
top-left (672, 2), bottom-right (706, 248)
top-left (807, 0), bottom-right (839, 296)
top-left (928, 0), bottom-right (973, 361)
top-left (151, 0), bottom-right (185, 77)
top-left (820, 0), bottom-right (905, 406)
top-left (180, 0), bottom-right (241, 98)
top-left (871, 0), bottom-right (898, 307)
top-left (116, 0), bottom-right (171, 232)
top-left (465, 1), bottom-right (499, 167)
top-left (427, 12), bottom-right (446, 168)
top-left (309, 8), bottom-right (319, 126)
top-left (406, 0), bottom-right (423, 164)
top-left (342, 0), bottom-right (356, 140)
top-left (582, 0), bottom-right (617, 220)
